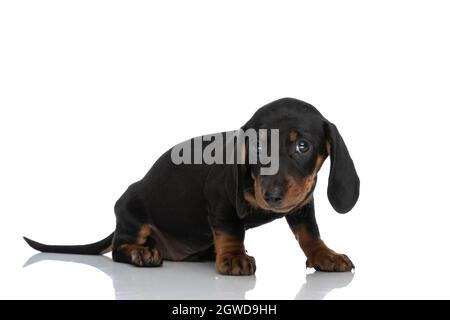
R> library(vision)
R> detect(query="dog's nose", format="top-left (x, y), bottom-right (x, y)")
top-left (264, 188), bottom-right (284, 204)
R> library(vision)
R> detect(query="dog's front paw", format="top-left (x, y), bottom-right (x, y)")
top-left (216, 254), bottom-right (256, 276)
top-left (306, 248), bottom-right (354, 272)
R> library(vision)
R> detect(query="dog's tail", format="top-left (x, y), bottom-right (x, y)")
top-left (23, 232), bottom-right (114, 255)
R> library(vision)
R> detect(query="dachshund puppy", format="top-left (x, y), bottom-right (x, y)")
top-left (24, 98), bottom-right (359, 275)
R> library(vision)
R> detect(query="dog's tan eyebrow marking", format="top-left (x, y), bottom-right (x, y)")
top-left (288, 130), bottom-right (298, 142)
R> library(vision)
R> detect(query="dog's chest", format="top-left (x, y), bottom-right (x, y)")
top-left (241, 210), bottom-right (285, 230)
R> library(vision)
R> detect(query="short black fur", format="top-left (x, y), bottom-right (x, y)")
top-left (24, 98), bottom-right (360, 274)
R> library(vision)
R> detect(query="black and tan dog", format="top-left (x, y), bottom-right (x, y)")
top-left (24, 98), bottom-right (359, 275)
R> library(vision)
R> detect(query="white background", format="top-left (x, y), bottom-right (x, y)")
top-left (1, 1), bottom-right (450, 299)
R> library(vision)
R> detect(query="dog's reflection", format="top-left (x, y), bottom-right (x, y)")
top-left (295, 271), bottom-right (355, 300)
top-left (24, 253), bottom-right (354, 299)
top-left (23, 253), bottom-right (256, 299)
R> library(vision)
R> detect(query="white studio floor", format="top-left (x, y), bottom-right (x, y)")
top-left (3, 215), bottom-right (450, 301)
top-left (14, 252), bottom-right (355, 300)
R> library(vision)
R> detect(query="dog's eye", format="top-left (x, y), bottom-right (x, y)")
top-left (296, 141), bottom-right (310, 153)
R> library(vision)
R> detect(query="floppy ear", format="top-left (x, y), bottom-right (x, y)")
top-left (324, 121), bottom-right (360, 213)
top-left (231, 131), bottom-right (253, 219)
top-left (234, 163), bottom-right (251, 218)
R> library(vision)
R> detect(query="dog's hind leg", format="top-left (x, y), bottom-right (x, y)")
top-left (112, 194), bottom-right (163, 267)
top-left (112, 224), bottom-right (162, 267)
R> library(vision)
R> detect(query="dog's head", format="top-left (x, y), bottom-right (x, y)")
top-left (234, 98), bottom-right (359, 216)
